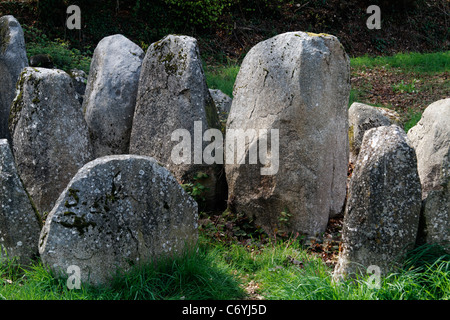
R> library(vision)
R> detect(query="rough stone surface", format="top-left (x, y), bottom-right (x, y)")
top-left (129, 35), bottom-right (226, 211)
top-left (9, 67), bottom-right (94, 215)
top-left (421, 188), bottom-right (449, 252)
top-left (348, 102), bottom-right (400, 163)
top-left (225, 32), bottom-right (350, 236)
top-left (334, 125), bottom-right (422, 279)
top-left (209, 88), bottom-right (232, 122)
top-left (0, 15), bottom-right (28, 141)
top-left (69, 68), bottom-right (87, 105)
top-left (0, 139), bottom-right (41, 265)
top-left (407, 98), bottom-right (450, 198)
top-left (83, 34), bottom-right (144, 157)
top-left (407, 98), bottom-right (450, 252)
top-left (39, 155), bottom-right (198, 286)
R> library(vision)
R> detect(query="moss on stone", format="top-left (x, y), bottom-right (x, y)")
top-left (8, 69), bottom-right (28, 134)
top-left (348, 125), bottom-right (355, 152)
top-left (0, 18), bottom-right (11, 54)
top-left (60, 213), bottom-right (96, 236)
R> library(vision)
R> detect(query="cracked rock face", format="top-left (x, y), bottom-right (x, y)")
top-left (225, 31), bottom-right (350, 236)
top-left (0, 15), bottom-right (28, 141)
top-left (334, 125), bottom-right (422, 279)
top-left (0, 139), bottom-right (41, 265)
top-left (39, 155), bottom-right (198, 286)
top-left (9, 67), bottom-right (94, 215)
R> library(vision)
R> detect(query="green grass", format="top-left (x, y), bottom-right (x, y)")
top-left (404, 109), bottom-right (424, 133)
top-left (0, 237), bottom-right (245, 300)
top-left (350, 51), bottom-right (450, 73)
top-left (204, 63), bottom-right (240, 98)
top-left (1, 235), bottom-right (448, 300)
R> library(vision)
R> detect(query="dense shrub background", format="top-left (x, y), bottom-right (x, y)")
top-left (0, 0), bottom-right (448, 64)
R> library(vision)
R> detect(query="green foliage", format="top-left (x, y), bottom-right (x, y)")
top-left (199, 209), bottom-right (266, 242)
top-left (204, 63), bottom-right (240, 97)
top-left (1, 236), bottom-right (449, 300)
top-left (23, 25), bottom-right (92, 74)
top-left (181, 172), bottom-right (210, 204)
top-left (392, 79), bottom-right (418, 93)
top-left (0, 240), bottom-right (244, 300)
top-left (163, 0), bottom-right (233, 29)
top-left (404, 109), bottom-right (423, 133)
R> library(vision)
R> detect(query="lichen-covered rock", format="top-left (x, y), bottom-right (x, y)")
top-left (225, 32), bottom-right (350, 236)
top-left (334, 125), bottom-right (422, 279)
top-left (129, 35), bottom-right (226, 211)
top-left (39, 155), bottom-right (198, 286)
top-left (348, 102), bottom-right (400, 163)
top-left (9, 67), bottom-right (94, 215)
top-left (0, 139), bottom-right (41, 265)
top-left (0, 15), bottom-right (28, 141)
top-left (69, 68), bottom-right (87, 105)
top-left (407, 98), bottom-right (450, 252)
top-left (83, 34), bottom-right (144, 157)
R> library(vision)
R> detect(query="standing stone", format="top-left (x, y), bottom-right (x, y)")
top-left (129, 35), bottom-right (226, 211)
top-left (0, 15), bottom-right (29, 141)
top-left (209, 88), bottom-right (232, 123)
top-left (348, 102), bottom-right (400, 164)
top-left (69, 68), bottom-right (87, 105)
top-left (421, 189), bottom-right (449, 252)
top-left (39, 155), bottom-right (198, 286)
top-left (407, 98), bottom-right (450, 198)
top-left (334, 125), bottom-right (422, 279)
top-left (0, 139), bottom-right (41, 265)
top-left (83, 34), bottom-right (144, 157)
top-left (407, 98), bottom-right (450, 252)
top-left (9, 67), bottom-right (93, 215)
top-left (225, 32), bottom-right (350, 236)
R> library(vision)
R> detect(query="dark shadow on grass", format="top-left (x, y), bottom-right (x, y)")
top-left (86, 242), bottom-right (246, 300)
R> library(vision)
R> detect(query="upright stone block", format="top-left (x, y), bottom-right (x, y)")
top-left (225, 32), bottom-right (350, 236)
top-left (83, 34), bottom-right (144, 157)
top-left (9, 67), bottom-right (93, 215)
top-left (0, 139), bottom-right (41, 265)
top-left (0, 15), bottom-right (28, 141)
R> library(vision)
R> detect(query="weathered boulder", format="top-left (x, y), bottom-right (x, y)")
top-left (39, 155), bottom-right (198, 286)
top-left (9, 67), bottom-right (94, 215)
top-left (83, 34), bottom-right (144, 157)
top-left (334, 125), bottom-right (422, 279)
top-left (407, 98), bottom-right (450, 252)
top-left (0, 139), bottom-right (41, 265)
top-left (421, 188), bottom-right (449, 252)
top-left (69, 68), bottom-right (87, 105)
top-left (209, 88), bottom-right (232, 123)
top-left (225, 32), bottom-right (350, 236)
top-left (348, 102), bottom-right (400, 163)
top-left (129, 35), bottom-right (226, 211)
top-left (0, 15), bottom-right (28, 141)
top-left (407, 98), bottom-right (450, 198)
